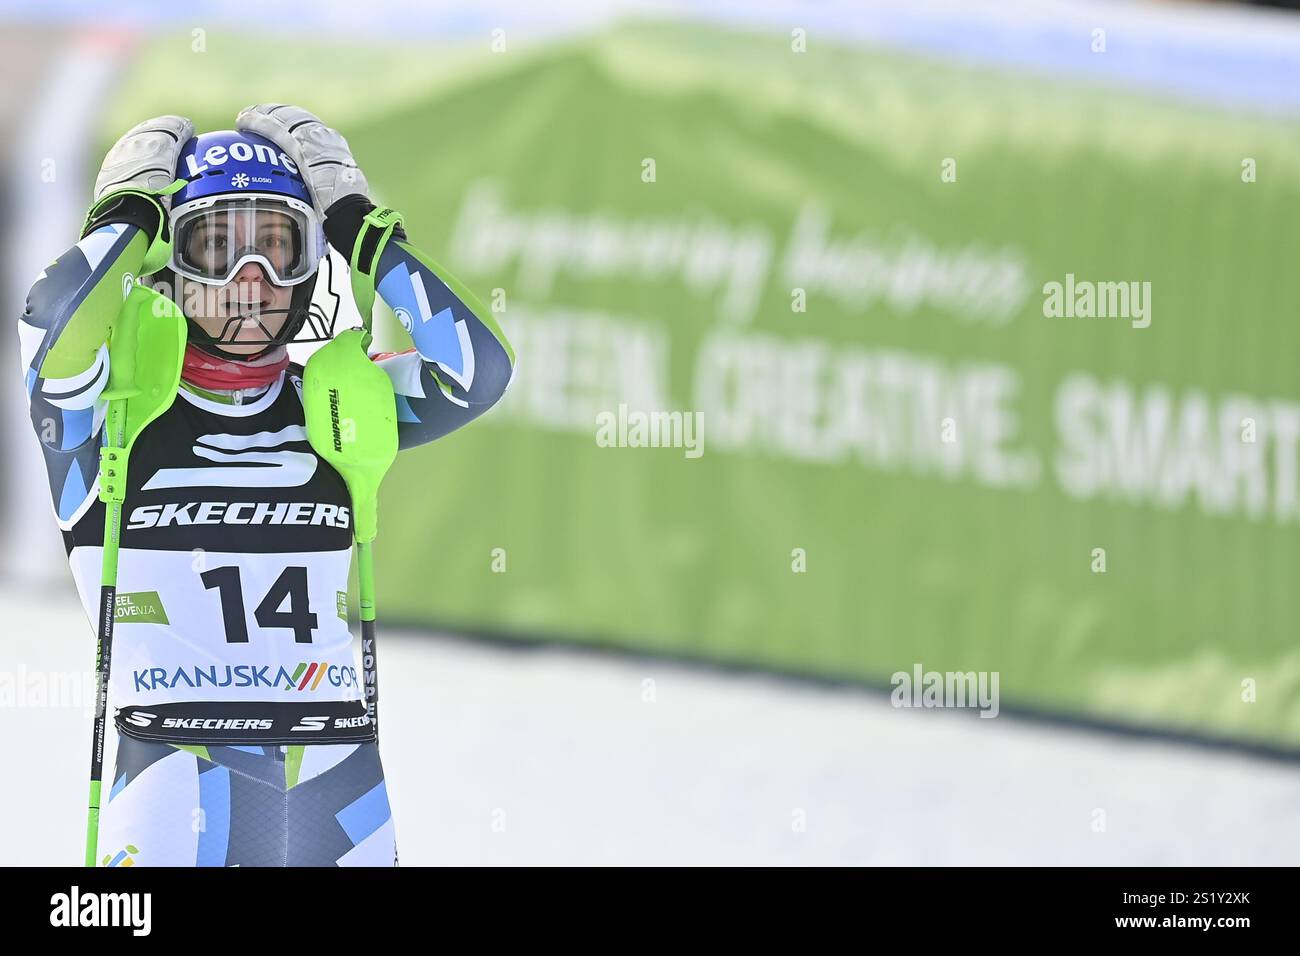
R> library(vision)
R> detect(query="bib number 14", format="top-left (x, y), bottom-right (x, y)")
top-left (200, 565), bottom-right (318, 644)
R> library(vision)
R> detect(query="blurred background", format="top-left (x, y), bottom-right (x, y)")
top-left (3, 0), bottom-right (1300, 865)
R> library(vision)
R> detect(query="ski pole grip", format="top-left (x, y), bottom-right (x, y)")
top-left (348, 206), bottom-right (405, 339)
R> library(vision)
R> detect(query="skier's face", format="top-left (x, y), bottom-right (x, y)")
top-left (183, 261), bottom-right (295, 356)
top-left (178, 205), bottom-right (300, 355)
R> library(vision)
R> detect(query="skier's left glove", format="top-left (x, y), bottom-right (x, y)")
top-left (237, 104), bottom-right (409, 322)
top-left (235, 104), bottom-right (370, 221)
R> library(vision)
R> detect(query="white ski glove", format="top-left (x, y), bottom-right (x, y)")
top-left (235, 104), bottom-right (369, 218)
top-left (92, 114), bottom-right (194, 206)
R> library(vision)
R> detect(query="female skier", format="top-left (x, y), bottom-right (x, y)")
top-left (17, 106), bottom-right (514, 866)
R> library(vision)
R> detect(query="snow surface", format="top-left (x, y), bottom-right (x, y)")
top-left (2, 583), bottom-right (1297, 866)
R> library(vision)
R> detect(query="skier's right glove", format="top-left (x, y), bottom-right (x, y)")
top-left (84, 115), bottom-right (194, 273)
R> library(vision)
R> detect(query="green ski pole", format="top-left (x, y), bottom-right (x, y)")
top-left (304, 206), bottom-right (401, 737)
top-left (84, 283), bottom-right (187, 866)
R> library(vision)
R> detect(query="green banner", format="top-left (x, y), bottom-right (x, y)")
top-left (107, 23), bottom-right (1300, 747)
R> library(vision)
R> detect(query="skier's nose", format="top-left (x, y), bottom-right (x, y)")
top-left (231, 259), bottom-right (270, 291)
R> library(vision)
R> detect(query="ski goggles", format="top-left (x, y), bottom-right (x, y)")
top-left (170, 194), bottom-right (324, 287)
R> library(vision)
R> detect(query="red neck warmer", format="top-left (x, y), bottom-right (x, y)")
top-left (182, 343), bottom-right (290, 391)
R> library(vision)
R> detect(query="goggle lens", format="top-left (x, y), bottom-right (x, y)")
top-left (172, 196), bottom-right (319, 285)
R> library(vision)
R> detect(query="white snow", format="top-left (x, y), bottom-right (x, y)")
top-left (2, 582), bottom-right (1297, 866)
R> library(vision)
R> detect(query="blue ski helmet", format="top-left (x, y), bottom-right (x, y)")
top-left (156, 129), bottom-right (338, 359)
top-left (172, 129), bottom-right (314, 208)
